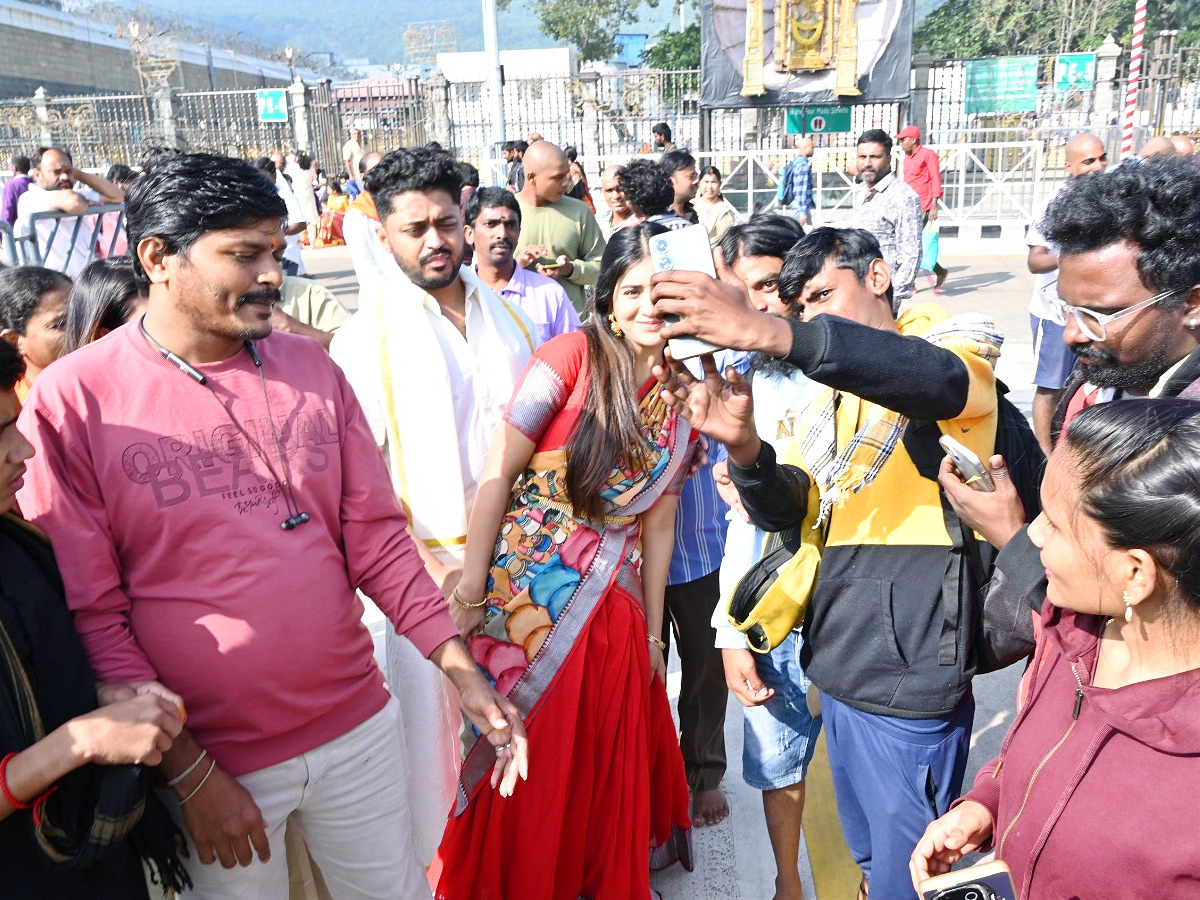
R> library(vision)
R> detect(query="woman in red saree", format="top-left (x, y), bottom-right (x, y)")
top-left (431, 223), bottom-right (693, 900)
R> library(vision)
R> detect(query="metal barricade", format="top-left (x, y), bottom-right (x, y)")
top-left (13, 205), bottom-right (126, 274)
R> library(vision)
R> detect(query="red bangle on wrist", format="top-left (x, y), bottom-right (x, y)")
top-left (1, 751), bottom-right (59, 825)
top-left (0, 752), bottom-right (32, 810)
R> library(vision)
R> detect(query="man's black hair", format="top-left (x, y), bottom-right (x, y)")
top-left (365, 147), bottom-right (464, 220)
top-left (514, 140), bottom-right (529, 154)
top-left (464, 186), bottom-right (520, 227)
top-left (616, 159), bottom-right (673, 217)
top-left (0, 337), bottom-right (24, 392)
top-left (138, 145), bottom-right (181, 169)
top-left (105, 163), bottom-right (135, 185)
top-left (564, 145), bottom-right (578, 162)
top-left (652, 122), bottom-right (672, 141)
top-left (124, 153), bottom-right (286, 291)
top-left (720, 215), bottom-right (806, 266)
top-left (11, 155), bottom-right (29, 175)
top-left (661, 149), bottom-right (696, 176)
top-left (502, 140), bottom-right (515, 153)
top-left (1042, 155), bottom-right (1200, 303)
top-left (30, 146), bottom-right (72, 169)
top-left (458, 161), bottom-right (480, 188)
top-left (856, 128), bottom-right (893, 154)
top-left (0, 265), bottom-right (71, 335)
top-left (779, 226), bottom-right (893, 308)
top-left (426, 140), bottom-right (443, 151)
top-left (252, 156), bottom-right (276, 178)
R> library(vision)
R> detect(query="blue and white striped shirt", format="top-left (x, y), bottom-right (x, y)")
top-left (667, 349), bottom-right (751, 586)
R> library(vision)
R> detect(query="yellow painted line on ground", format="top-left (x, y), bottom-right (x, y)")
top-left (802, 732), bottom-right (863, 899)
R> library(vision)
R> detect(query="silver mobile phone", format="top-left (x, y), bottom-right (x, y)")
top-left (939, 435), bottom-right (995, 492)
top-left (649, 225), bottom-right (724, 361)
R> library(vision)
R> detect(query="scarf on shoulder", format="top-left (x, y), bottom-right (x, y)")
top-left (348, 190), bottom-right (379, 222)
top-left (0, 513), bottom-right (190, 894)
top-left (789, 307), bottom-right (1003, 527)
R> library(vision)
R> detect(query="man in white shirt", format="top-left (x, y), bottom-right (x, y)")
top-left (330, 147), bottom-right (535, 864)
top-left (343, 128), bottom-right (364, 186)
top-left (16, 146), bottom-right (124, 276)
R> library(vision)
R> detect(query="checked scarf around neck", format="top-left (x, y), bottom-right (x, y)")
top-left (790, 309), bottom-right (1003, 527)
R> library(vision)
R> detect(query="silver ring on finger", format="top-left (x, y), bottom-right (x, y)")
top-left (494, 742), bottom-right (512, 756)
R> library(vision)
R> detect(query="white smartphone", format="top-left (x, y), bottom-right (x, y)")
top-left (648, 224), bottom-right (725, 360)
top-left (939, 434), bottom-right (995, 492)
top-left (919, 859), bottom-right (1018, 900)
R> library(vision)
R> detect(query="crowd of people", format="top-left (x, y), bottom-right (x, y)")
top-left (1, 122), bottom-right (1199, 900)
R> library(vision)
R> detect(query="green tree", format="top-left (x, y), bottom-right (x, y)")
top-left (914, 0), bottom-right (1199, 58)
top-left (642, 22), bottom-right (701, 69)
top-left (499, 0), bottom-right (660, 61)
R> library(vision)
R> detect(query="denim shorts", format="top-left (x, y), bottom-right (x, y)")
top-left (741, 630), bottom-right (823, 791)
top-left (1030, 314), bottom-right (1076, 390)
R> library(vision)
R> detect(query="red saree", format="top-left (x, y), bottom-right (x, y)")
top-left (430, 332), bottom-right (693, 900)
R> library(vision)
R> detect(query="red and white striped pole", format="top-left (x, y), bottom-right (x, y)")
top-left (1120, 0), bottom-right (1149, 158)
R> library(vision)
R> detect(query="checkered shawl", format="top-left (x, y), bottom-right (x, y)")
top-left (793, 312), bottom-right (1004, 527)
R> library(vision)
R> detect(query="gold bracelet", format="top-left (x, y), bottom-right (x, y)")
top-left (647, 633), bottom-right (667, 650)
top-left (452, 587), bottom-right (488, 610)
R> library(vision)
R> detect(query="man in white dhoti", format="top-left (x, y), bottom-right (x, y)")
top-left (331, 147), bottom-right (536, 863)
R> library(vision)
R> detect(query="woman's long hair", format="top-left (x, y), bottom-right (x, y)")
top-left (62, 258), bottom-right (144, 354)
top-left (564, 221), bottom-right (668, 521)
top-left (1065, 399), bottom-right (1200, 613)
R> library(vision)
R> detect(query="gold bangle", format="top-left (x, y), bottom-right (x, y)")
top-left (647, 633), bottom-right (667, 650)
top-left (452, 587), bottom-right (487, 610)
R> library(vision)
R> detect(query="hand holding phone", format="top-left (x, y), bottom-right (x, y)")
top-left (649, 225), bottom-right (725, 360)
top-left (919, 859), bottom-right (1018, 900)
top-left (939, 435), bottom-right (995, 492)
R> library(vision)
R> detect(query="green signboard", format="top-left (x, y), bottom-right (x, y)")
top-left (785, 104), bottom-right (853, 135)
top-left (964, 57), bottom-right (1039, 115)
top-left (256, 88), bottom-right (288, 123)
top-left (1054, 53), bottom-right (1096, 92)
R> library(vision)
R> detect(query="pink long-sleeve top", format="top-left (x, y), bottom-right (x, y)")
top-left (17, 323), bottom-right (458, 776)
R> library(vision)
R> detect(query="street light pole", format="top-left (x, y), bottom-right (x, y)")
top-left (481, 0), bottom-right (506, 181)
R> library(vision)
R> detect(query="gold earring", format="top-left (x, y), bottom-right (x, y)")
top-left (608, 313), bottom-right (624, 338)
top-left (1123, 590), bottom-right (1134, 623)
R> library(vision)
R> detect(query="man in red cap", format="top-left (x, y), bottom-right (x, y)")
top-left (897, 125), bottom-right (947, 289)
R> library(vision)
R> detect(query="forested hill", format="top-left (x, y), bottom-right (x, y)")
top-left (100, 0), bottom-right (680, 65)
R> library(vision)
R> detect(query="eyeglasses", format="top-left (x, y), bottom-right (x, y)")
top-left (1040, 281), bottom-right (1186, 341)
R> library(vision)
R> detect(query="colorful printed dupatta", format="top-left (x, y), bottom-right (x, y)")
top-left (456, 373), bottom-right (693, 812)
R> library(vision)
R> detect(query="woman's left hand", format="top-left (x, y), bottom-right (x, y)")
top-left (909, 800), bottom-right (994, 889)
top-left (648, 643), bottom-right (667, 685)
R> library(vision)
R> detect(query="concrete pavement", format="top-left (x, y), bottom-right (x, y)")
top-left (301, 238), bottom-right (1040, 900)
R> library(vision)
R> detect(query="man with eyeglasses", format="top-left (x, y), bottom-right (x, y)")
top-left (938, 155), bottom-right (1200, 615)
top-left (1026, 132), bottom-right (1108, 452)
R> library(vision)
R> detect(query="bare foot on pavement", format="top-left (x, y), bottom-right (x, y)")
top-left (691, 787), bottom-right (730, 826)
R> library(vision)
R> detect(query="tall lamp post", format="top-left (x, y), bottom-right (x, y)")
top-left (481, 0), bottom-right (506, 181)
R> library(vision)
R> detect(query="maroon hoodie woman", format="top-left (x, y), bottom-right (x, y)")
top-left (912, 399), bottom-right (1200, 900)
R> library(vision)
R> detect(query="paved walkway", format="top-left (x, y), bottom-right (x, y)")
top-left (302, 238), bottom-right (1039, 900)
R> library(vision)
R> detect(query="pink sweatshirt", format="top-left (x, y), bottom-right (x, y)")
top-left (18, 323), bottom-right (458, 776)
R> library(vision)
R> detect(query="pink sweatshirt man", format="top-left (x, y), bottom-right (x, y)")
top-left (17, 323), bottom-right (458, 777)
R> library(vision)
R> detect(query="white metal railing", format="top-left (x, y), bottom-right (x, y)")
top-left (9, 205), bottom-right (126, 273)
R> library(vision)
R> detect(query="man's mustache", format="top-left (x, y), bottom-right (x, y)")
top-left (237, 289), bottom-right (282, 306)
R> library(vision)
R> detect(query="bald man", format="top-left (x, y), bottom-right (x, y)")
top-left (1026, 132), bottom-right (1109, 450)
top-left (514, 141), bottom-right (606, 314)
top-left (1170, 134), bottom-right (1197, 158)
top-left (1138, 135), bottom-right (1175, 159)
top-left (597, 164), bottom-right (634, 238)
